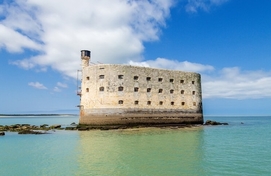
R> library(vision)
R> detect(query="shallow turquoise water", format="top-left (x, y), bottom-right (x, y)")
top-left (0, 116), bottom-right (271, 175)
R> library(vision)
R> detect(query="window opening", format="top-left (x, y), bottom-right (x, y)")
top-left (99, 75), bottom-right (104, 79)
top-left (134, 101), bottom-right (139, 105)
top-left (118, 75), bottom-right (124, 79)
top-left (119, 100), bottom-right (123, 104)
top-left (147, 101), bottom-right (151, 105)
top-left (170, 89), bottom-right (174, 94)
top-left (134, 87), bottom-right (139, 92)
top-left (86, 88), bottom-right (89, 92)
top-left (192, 91), bottom-right (195, 95)
top-left (147, 88), bottom-right (151, 92)
top-left (171, 102), bottom-right (174, 105)
top-left (159, 101), bottom-right (163, 105)
top-left (158, 78), bottom-right (163, 82)
top-left (99, 87), bottom-right (104, 91)
top-left (193, 102), bottom-right (196, 106)
top-left (86, 76), bottom-right (89, 80)
top-left (134, 76), bottom-right (139, 80)
top-left (192, 81), bottom-right (195, 84)
top-left (118, 86), bottom-right (124, 91)
top-left (180, 80), bottom-right (184, 83)
top-left (146, 77), bottom-right (151, 81)
top-left (170, 79), bottom-right (174, 83)
top-left (158, 89), bottom-right (163, 93)
top-left (182, 102), bottom-right (185, 106)
top-left (181, 90), bottom-right (185, 94)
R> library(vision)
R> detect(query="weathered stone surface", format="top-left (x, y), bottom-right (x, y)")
top-left (79, 54), bottom-right (203, 126)
top-left (50, 124), bottom-right (61, 129)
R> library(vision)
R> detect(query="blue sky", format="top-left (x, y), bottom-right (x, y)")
top-left (1, 0), bottom-right (271, 115)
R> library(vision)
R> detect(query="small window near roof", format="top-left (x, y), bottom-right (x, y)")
top-left (134, 76), bottom-right (139, 80)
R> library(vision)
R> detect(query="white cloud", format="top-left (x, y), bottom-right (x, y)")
top-left (53, 87), bottom-right (61, 92)
top-left (202, 68), bottom-right (271, 99)
top-left (57, 82), bottom-right (68, 88)
top-left (129, 58), bottom-right (214, 73)
top-left (1, 0), bottom-right (174, 78)
top-left (28, 82), bottom-right (47, 89)
top-left (185, 0), bottom-right (229, 13)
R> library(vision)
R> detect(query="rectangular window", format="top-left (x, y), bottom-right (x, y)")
top-left (147, 101), bottom-right (151, 105)
top-left (146, 77), bottom-right (151, 81)
top-left (193, 102), bottom-right (196, 106)
top-left (134, 76), bottom-right (139, 80)
top-left (170, 79), bottom-right (174, 83)
top-left (119, 100), bottom-right (123, 104)
top-left (180, 80), bottom-right (184, 83)
top-left (159, 101), bottom-right (163, 105)
top-left (99, 87), bottom-right (104, 91)
top-left (118, 75), bottom-right (124, 79)
top-left (135, 101), bottom-right (139, 105)
top-left (182, 102), bottom-right (185, 106)
top-left (118, 86), bottom-right (124, 91)
top-left (99, 75), bottom-right (104, 79)
top-left (134, 87), bottom-right (139, 92)
top-left (158, 78), bottom-right (163, 82)
top-left (158, 89), bottom-right (163, 93)
top-left (171, 102), bottom-right (174, 105)
top-left (147, 88), bottom-right (151, 92)
top-left (192, 91), bottom-right (195, 95)
top-left (181, 90), bottom-right (184, 94)
top-left (86, 76), bottom-right (90, 80)
top-left (192, 81), bottom-right (195, 84)
top-left (86, 88), bottom-right (89, 92)
top-left (170, 89), bottom-right (174, 94)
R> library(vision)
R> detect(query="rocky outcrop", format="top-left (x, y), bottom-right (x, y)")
top-left (0, 132), bottom-right (5, 136)
top-left (204, 120), bottom-right (228, 125)
top-left (18, 130), bottom-right (47, 135)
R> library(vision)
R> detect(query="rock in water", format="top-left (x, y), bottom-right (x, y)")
top-left (0, 132), bottom-right (5, 136)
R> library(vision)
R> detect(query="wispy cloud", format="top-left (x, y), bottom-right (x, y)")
top-left (28, 82), bottom-right (47, 90)
top-left (185, 0), bottom-right (229, 13)
top-left (57, 82), bottom-right (68, 88)
top-left (53, 87), bottom-right (61, 92)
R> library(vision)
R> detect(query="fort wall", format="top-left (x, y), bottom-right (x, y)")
top-left (79, 62), bottom-right (203, 125)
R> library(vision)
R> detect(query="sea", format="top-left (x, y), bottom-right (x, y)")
top-left (0, 115), bottom-right (271, 176)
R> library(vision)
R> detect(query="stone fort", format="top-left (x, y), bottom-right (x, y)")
top-left (78, 50), bottom-right (203, 126)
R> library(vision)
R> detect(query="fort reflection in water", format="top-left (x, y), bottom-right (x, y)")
top-left (76, 128), bottom-right (205, 175)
